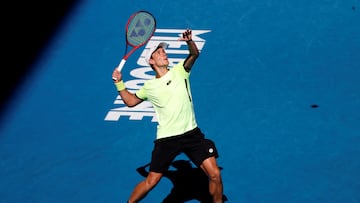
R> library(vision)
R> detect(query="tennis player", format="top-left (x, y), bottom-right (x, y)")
top-left (112, 29), bottom-right (224, 203)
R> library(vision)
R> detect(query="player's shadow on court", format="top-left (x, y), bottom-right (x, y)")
top-left (136, 160), bottom-right (228, 203)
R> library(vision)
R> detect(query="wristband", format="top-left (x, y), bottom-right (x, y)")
top-left (114, 80), bottom-right (126, 91)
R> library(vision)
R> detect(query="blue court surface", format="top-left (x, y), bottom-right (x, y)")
top-left (1, 0), bottom-right (360, 202)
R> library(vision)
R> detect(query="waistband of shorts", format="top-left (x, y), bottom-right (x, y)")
top-left (154, 127), bottom-right (201, 143)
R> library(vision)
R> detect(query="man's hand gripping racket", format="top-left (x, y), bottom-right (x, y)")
top-left (112, 11), bottom-right (156, 82)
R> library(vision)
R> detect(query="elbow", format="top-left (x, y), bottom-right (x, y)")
top-left (123, 97), bottom-right (142, 107)
top-left (124, 101), bottom-right (137, 107)
top-left (195, 51), bottom-right (200, 57)
top-left (127, 104), bottom-right (137, 108)
top-left (119, 92), bottom-right (142, 107)
top-left (192, 51), bottom-right (200, 58)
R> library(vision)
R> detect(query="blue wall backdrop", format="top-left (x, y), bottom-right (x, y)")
top-left (1, 0), bottom-right (359, 202)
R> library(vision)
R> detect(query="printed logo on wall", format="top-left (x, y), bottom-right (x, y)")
top-left (104, 29), bottom-right (211, 122)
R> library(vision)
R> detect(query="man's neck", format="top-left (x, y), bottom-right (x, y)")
top-left (155, 66), bottom-right (169, 78)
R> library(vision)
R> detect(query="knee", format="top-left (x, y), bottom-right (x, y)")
top-left (208, 167), bottom-right (222, 182)
top-left (145, 173), bottom-right (162, 187)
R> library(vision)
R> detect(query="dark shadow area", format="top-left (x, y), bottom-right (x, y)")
top-left (1, 1), bottom-right (80, 125)
top-left (136, 160), bottom-right (228, 203)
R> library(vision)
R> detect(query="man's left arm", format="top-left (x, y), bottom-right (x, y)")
top-left (180, 29), bottom-right (200, 72)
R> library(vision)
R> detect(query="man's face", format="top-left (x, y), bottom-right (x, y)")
top-left (150, 47), bottom-right (169, 67)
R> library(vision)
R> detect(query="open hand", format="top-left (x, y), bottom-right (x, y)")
top-left (179, 29), bottom-right (192, 41)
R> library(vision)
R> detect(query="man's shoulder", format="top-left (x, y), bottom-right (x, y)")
top-left (171, 60), bottom-right (185, 69)
top-left (170, 60), bottom-right (190, 76)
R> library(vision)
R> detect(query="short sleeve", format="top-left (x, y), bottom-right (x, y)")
top-left (135, 85), bottom-right (147, 100)
top-left (172, 60), bottom-right (190, 78)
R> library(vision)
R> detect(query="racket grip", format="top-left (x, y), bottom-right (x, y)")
top-left (116, 59), bottom-right (126, 72)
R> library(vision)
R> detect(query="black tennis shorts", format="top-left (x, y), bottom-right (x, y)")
top-left (149, 127), bottom-right (219, 173)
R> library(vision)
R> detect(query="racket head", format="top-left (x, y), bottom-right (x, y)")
top-left (125, 11), bottom-right (156, 47)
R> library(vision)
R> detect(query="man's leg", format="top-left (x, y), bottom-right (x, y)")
top-left (200, 157), bottom-right (223, 203)
top-left (128, 171), bottom-right (163, 203)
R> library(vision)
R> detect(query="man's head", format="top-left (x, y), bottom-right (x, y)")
top-left (145, 42), bottom-right (168, 67)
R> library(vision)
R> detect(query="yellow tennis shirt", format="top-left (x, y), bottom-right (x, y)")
top-left (135, 60), bottom-right (198, 139)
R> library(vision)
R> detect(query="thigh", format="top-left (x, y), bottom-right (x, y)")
top-left (150, 139), bottom-right (181, 173)
top-left (185, 138), bottom-right (219, 167)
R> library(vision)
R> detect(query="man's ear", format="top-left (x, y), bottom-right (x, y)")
top-left (149, 58), bottom-right (154, 65)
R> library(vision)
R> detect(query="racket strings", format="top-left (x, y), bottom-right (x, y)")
top-left (127, 12), bottom-right (156, 46)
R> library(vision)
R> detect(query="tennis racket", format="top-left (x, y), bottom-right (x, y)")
top-left (116, 10), bottom-right (156, 72)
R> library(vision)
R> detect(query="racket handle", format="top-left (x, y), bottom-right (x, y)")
top-left (116, 59), bottom-right (126, 72)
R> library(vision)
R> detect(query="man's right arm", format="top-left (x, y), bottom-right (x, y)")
top-left (112, 68), bottom-right (143, 107)
top-left (118, 88), bottom-right (143, 107)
